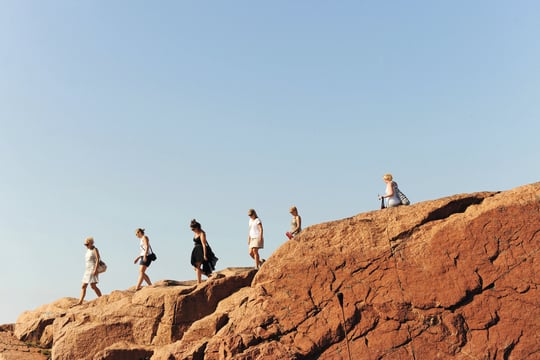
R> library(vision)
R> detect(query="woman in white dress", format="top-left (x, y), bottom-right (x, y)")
top-left (76, 237), bottom-right (102, 305)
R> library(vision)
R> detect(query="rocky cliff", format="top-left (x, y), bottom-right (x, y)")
top-left (3, 182), bottom-right (539, 359)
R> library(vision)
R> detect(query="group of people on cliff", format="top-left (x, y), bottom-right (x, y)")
top-left (76, 173), bottom-right (408, 305)
top-left (75, 205), bottom-right (303, 305)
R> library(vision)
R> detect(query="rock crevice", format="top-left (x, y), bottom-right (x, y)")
top-left (4, 183), bottom-right (539, 359)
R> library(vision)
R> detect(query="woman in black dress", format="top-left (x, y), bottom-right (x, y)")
top-left (190, 219), bottom-right (218, 284)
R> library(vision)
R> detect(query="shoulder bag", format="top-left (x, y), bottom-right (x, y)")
top-left (397, 189), bottom-right (410, 205)
top-left (148, 244), bottom-right (157, 261)
top-left (97, 260), bottom-right (107, 273)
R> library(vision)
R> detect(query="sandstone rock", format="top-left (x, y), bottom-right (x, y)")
top-left (7, 183), bottom-right (540, 359)
top-left (0, 324), bottom-right (48, 360)
top-left (13, 268), bottom-right (256, 360)
top-left (93, 341), bottom-right (153, 360)
top-left (152, 287), bottom-right (255, 360)
top-left (204, 183), bottom-right (539, 359)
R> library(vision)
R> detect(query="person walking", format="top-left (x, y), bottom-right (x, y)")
top-left (190, 219), bottom-right (218, 284)
top-left (76, 237), bottom-right (102, 305)
top-left (247, 209), bottom-right (264, 269)
top-left (134, 228), bottom-right (154, 290)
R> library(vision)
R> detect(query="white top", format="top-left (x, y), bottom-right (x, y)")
top-left (249, 218), bottom-right (261, 238)
top-left (139, 237), bottom-right (153, 256)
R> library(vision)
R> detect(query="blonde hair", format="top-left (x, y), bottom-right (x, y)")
top-left (290, 206), bottom-right (298, 214)
top-left (84, 237), bottom-right (94, 246)
top-left (383, 173), bottom-right (393, 181)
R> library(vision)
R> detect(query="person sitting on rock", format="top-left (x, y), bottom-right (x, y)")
top-left (379, 173), bottom-right (401, 208)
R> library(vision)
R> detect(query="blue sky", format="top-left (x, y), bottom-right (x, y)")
top-left (0, 1), bottom-right (538, 324)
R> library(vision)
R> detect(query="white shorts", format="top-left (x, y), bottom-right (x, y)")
top-left (249, 237), bottom-right (264, 249)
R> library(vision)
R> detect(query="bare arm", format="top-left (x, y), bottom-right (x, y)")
top-left (200, 232), bottom-right (208, 260)
top-left (93, 248), bottom-right (101, 275)
top-left (143, 236), bottom-right (150, 260)
top-left (293, 215), bottom-right (302, 233)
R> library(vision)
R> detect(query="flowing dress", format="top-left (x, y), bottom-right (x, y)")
top-left (190, 236), bottom-right (218, 276)
top-left (82, 248), bottom-right (99, 284)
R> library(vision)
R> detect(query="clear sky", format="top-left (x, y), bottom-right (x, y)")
top-left (1, 1), bottom-right (539, 325)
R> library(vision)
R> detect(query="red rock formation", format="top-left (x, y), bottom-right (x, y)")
top-left (202, 183), bottom-right (539, 359)
top-left (5, 183), bottom-right (539, 359)
top-left (0, 324), bottom-right (48, 360)
top-left (13, 269), bottom-right (256, 360)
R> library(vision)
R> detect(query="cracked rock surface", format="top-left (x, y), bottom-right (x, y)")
top-left (205, 183), bottom-right (539, 359)
top-left (6, 182), bottom-right (540, 359)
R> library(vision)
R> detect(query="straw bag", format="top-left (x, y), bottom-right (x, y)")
top-left (97, 260), bottom-right (107, 273)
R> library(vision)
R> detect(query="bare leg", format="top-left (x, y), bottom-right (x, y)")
top-left (250, 248), bottom-right (261, 268)
top-left (254, 249), bottom-right (261, 268)
top-left (136, 265), bottom-right (152, 290)
top-left (143, 273), bottom-right (152, 285)
top-left (90, 283), bottom-right (102, 297)
top-left (77, 283), bottom-right (88, 305)
top-left (194, 263), bottom-right (202, 284)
